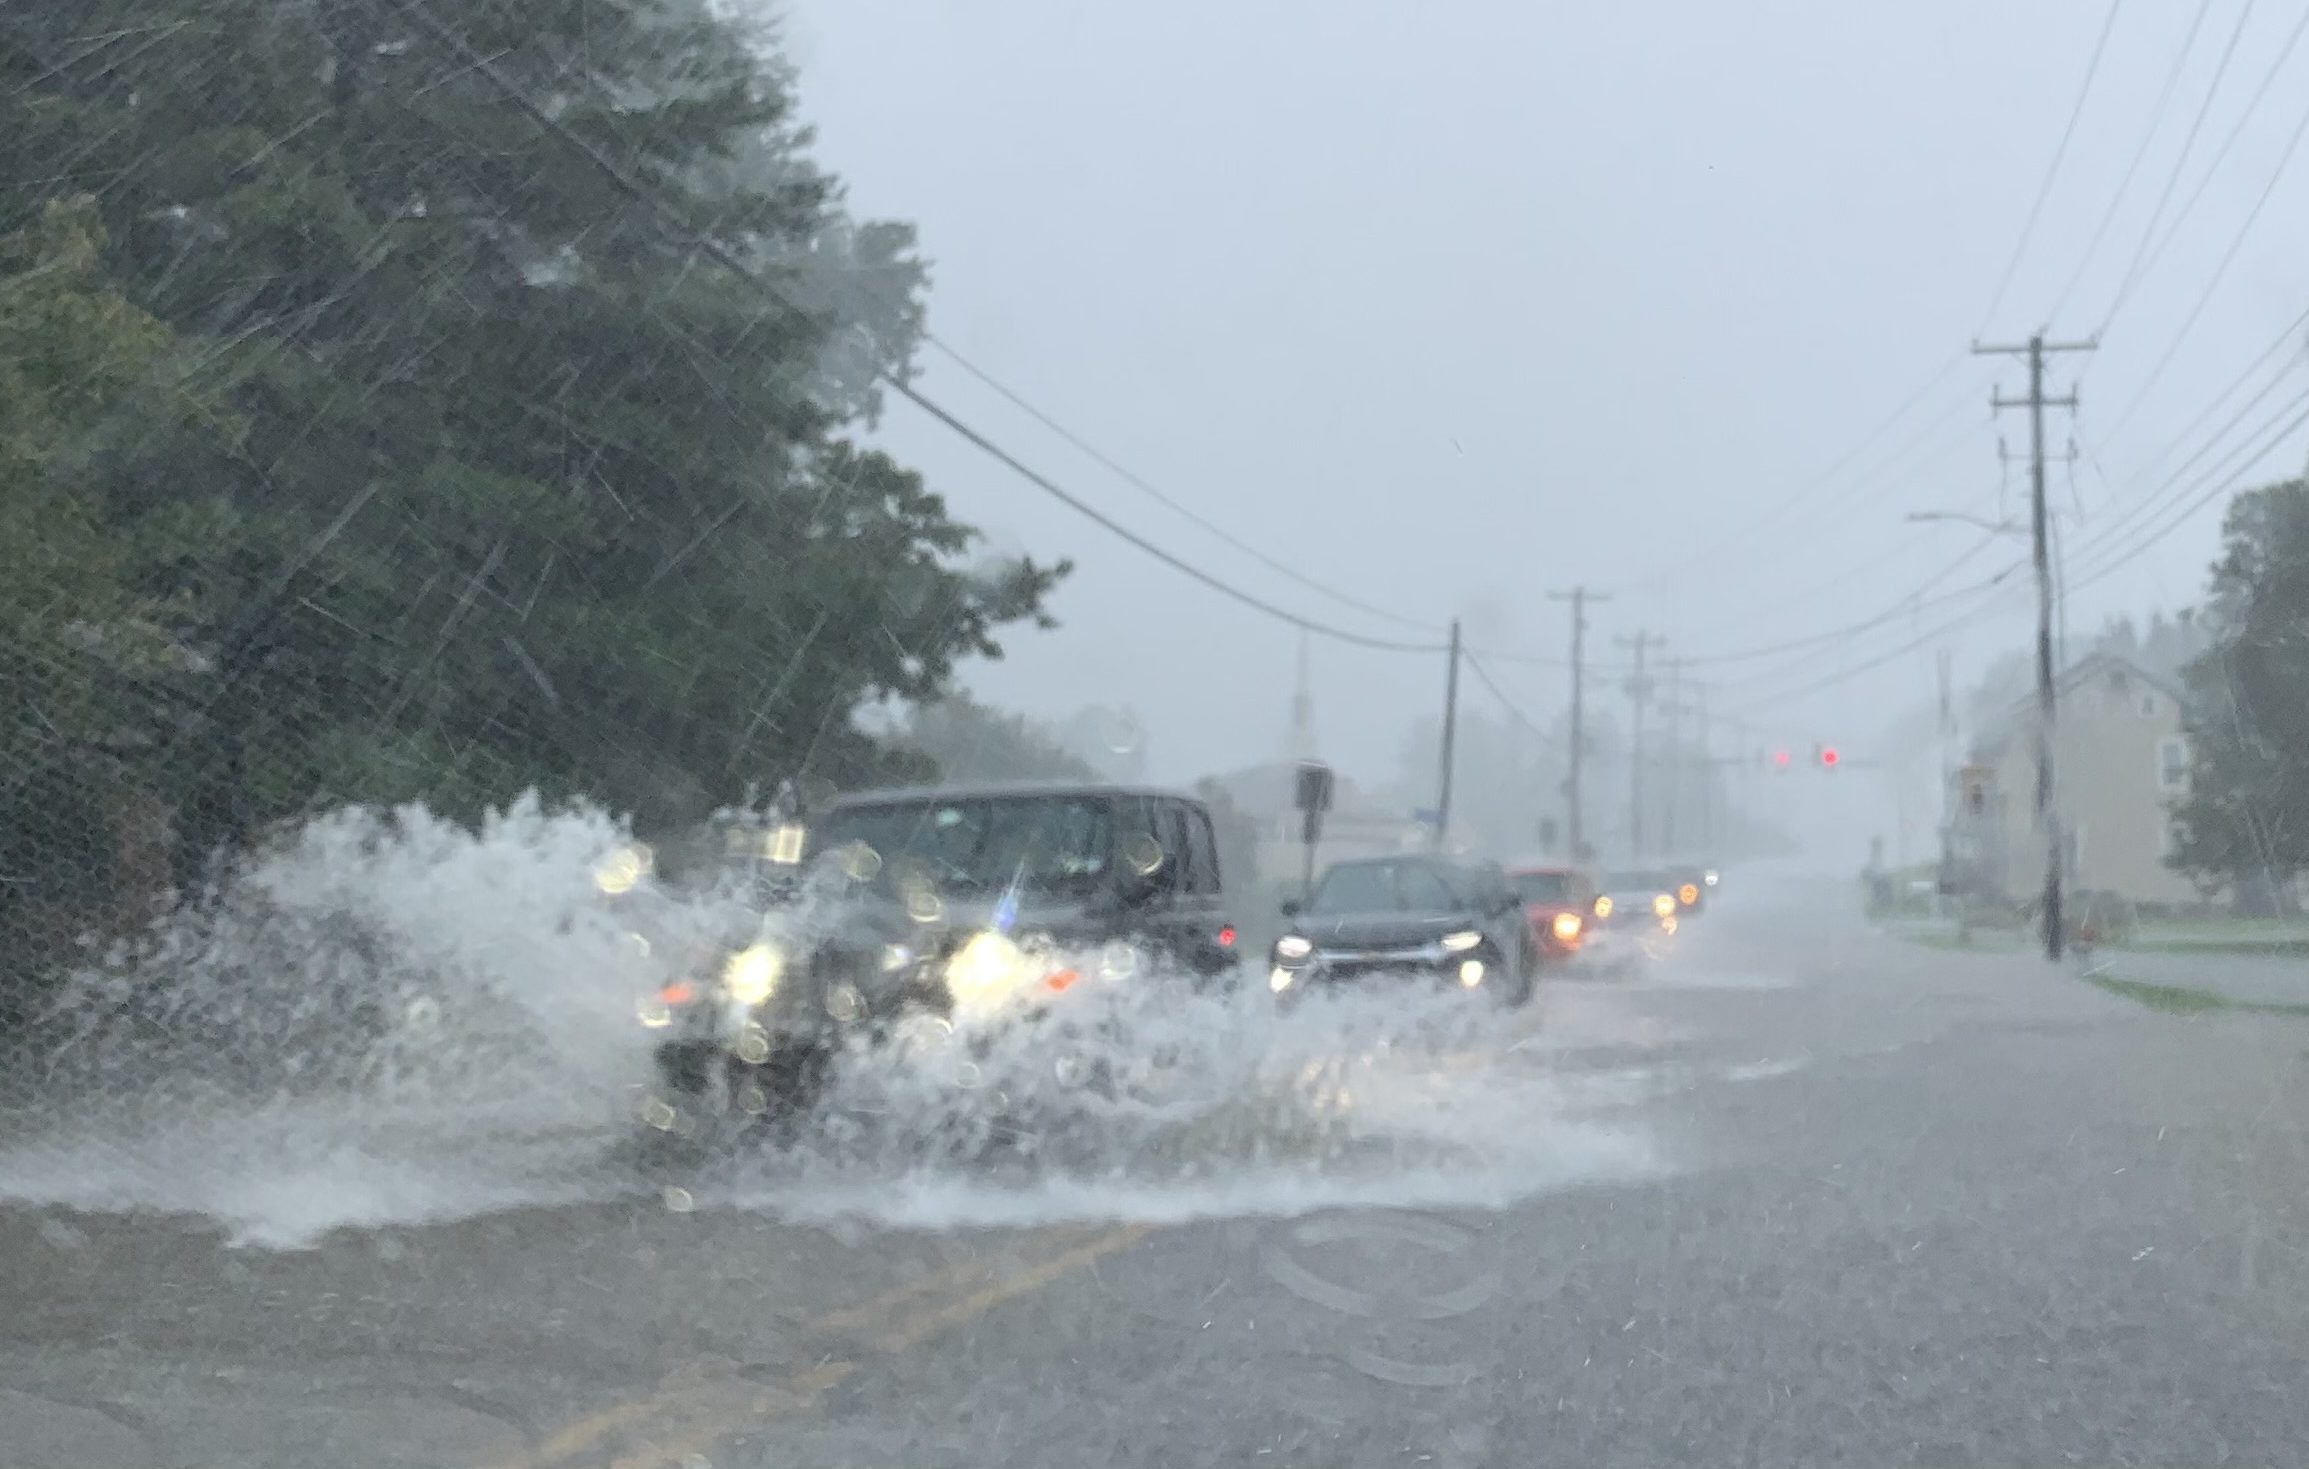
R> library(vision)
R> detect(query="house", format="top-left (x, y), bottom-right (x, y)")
top-left (1942, 651), bottom-right (2198, 908)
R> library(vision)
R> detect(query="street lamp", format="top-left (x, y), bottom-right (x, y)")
top-left (1904, 509), bottom-right (2025, 536)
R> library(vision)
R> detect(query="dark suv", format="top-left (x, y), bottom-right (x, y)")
top-left (642, 781), bottom-right (1242, 1130)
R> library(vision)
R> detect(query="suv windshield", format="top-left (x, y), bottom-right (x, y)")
top-left (1308, 860), bottom-right (1462, 915)
top-left (811, 796), bottom-right (1114, 894)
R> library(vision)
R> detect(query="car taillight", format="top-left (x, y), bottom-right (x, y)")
top-left (1218, 925), bottom-right (1236, 948)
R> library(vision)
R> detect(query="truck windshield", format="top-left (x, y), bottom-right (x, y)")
top-left (809, 796), bottom-right (1114, 894)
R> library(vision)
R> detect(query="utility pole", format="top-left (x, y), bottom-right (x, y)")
top-left (1692, 682), bottom-right (1714, 853)
top-left (1548, 586), bottom-right (1608, 860)
top-left (1617, 630), bottom-right (1664, 858)
top-left (1434, 617), bottom-right (1461, 851)
top-left (1975, 332), bottom-right (2094, 961)
top-left (1661, 657), bottom-right (1684, 856)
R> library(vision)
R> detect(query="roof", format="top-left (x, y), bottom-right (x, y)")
top-left (1988, 649), bottom-right (2191, 738)
top-left (821, 778), bottom-right (1205, 809)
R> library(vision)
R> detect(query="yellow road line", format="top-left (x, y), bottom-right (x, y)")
top-left (872, 1224), bottom-right (1151, 1354)
top-left (490, 1223), bottom-right (1147, 1469)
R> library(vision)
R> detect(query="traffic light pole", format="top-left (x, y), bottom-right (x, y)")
top-left (1976, 332), bottom-right (2093, 962)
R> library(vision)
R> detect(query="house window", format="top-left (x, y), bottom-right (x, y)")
top-left (2156, 735), bottom-right (2190, 793)
top-left (2160, 817), bottom-right (2184, 860)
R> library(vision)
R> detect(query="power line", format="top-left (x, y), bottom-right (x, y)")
top-left (1462, 652), bottom-right (1546, 736)
top-left (389, 0), bottom-right (1449, 657)
top-left (2065, 381), bottom-right (2309, 588)
top-left (2044, 0), bottom-right (2218, 321)
top-left (2106, 298), bottom-right (2309, 464)
top-left (1719, 374), bottom-right (2309, 713)
top-left (920, 333), bottom-right (1440, 635)
top-left (2102, 0), bottom-right (2260, 325)
top-left (1611, 355), bottom-right (1974, 597)
top-left (2098, 86), bottom-right (2309, 429)
top-left (2070, 325), bottom-right (2308, 558)
top-left (1682, 535), bottom-right (2022, 670)
top-left (1976, 0), bottom-right (2128, 334)
top-left (2119, 4), bottom-right (2309, 313)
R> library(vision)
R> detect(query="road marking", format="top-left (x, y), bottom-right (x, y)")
top-left (872, 1224), bottom-right (1151, 1354)
top-left (490, 1223), bottom-right (1149, 1469)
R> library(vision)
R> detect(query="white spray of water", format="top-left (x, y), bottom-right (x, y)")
top-left (0, 802), bottom-right (1660, 1248)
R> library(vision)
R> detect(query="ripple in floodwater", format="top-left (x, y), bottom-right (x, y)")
top-left (0, 803), bottom-right (1660, 1248)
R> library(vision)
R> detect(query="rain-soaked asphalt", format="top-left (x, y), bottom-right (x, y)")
top-left (6, 871), bottom-right (2309, 1468)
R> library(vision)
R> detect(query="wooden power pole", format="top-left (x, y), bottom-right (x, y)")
top-left (1975, 331), bottom-right (2093, 961)
top-left (1548, 586), bottom-right (1608, 860)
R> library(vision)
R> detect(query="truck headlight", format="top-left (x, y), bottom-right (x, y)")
top-left (1551, 911), bottom-right (1582, 943)
top-left (723, 944), bottom-right (784, 1006)
top-left (1651, 894), bottom-right (1676, 919)
top-left (946, 930), bottom-right (1032, 1010)
top-left (1275, 934), bottom-right (1313, 961)
top-left (1441, 930), bottom-right (1483, 953)
top-left (1593, 896), bottom-right (1614, 919)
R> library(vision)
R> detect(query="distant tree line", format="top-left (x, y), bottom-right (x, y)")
top-left (0, 1), bottom-right (1070, 1027)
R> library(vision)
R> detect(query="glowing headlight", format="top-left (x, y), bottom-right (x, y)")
top-left (1679, 883), bottom-right (1699, 906)
top-left (1275, 934), bottom-right (1314, 961)
top-left (723, 943), bottom-right (784, 1006)
top-left (592, 843), bottom-right (652, 895)
top-left (1458, 959), bottom-right (1485, 988)
top-left (1704, 869), bottom-right (1720, 887)
top-left (1269, 966), bottom-right (1296, 993)
top-left (1551, 911), bottom-right (1582, 943)
top-left (946, 931), bottom-right (1033, 1010)
top-left (1651, 893), bottom-right (1676, 919)
top-left (1441, 930), bottom-right (1484, 954)
top-left (1593, 896), bottom-right (1614, 920)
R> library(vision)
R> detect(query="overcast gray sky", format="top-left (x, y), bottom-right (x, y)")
top-left (776, 0), bottom-right (2309, 824)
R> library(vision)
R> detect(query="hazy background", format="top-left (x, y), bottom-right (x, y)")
top-left (777, 0), bottom-right (2309, 843)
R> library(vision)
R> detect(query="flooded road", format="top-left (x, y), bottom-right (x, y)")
top-left (7, 861), bottom-right (2307, 1467)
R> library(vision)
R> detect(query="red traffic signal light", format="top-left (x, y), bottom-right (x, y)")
top-left (1820, 746), bottom-right (1840, 768)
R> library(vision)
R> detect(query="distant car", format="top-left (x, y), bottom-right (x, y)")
top-left (1665, 863), bottom-right (1710, 915)
top-left (1508, 864), bottom-right (1600, 960)
top-left (1268, 854), bottom-right (1537, 1006)
top-left (1598, 869), bottom-right (1683, 934)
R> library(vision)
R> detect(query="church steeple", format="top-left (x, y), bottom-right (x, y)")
top-left (1286, 631), bottom-right (1318, 760)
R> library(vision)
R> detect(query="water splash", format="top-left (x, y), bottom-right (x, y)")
top-left (0, 801), bottom-right (1657, 1248)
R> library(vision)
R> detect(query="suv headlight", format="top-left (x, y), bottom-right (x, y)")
top-left (1441, 930), bottom-right (1483, 953)
top-left (723, 943), bottom-right (784, 1006)
top-left (1275, 934), bottom-right (1313, 961)
top-left (1651, 894), bottom-right (1676, 919)
top-left (1551, 911), bottom-right (1582, 943)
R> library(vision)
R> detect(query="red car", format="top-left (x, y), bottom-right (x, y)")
top-left (1509, 865), bottom-right (1601, 960)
